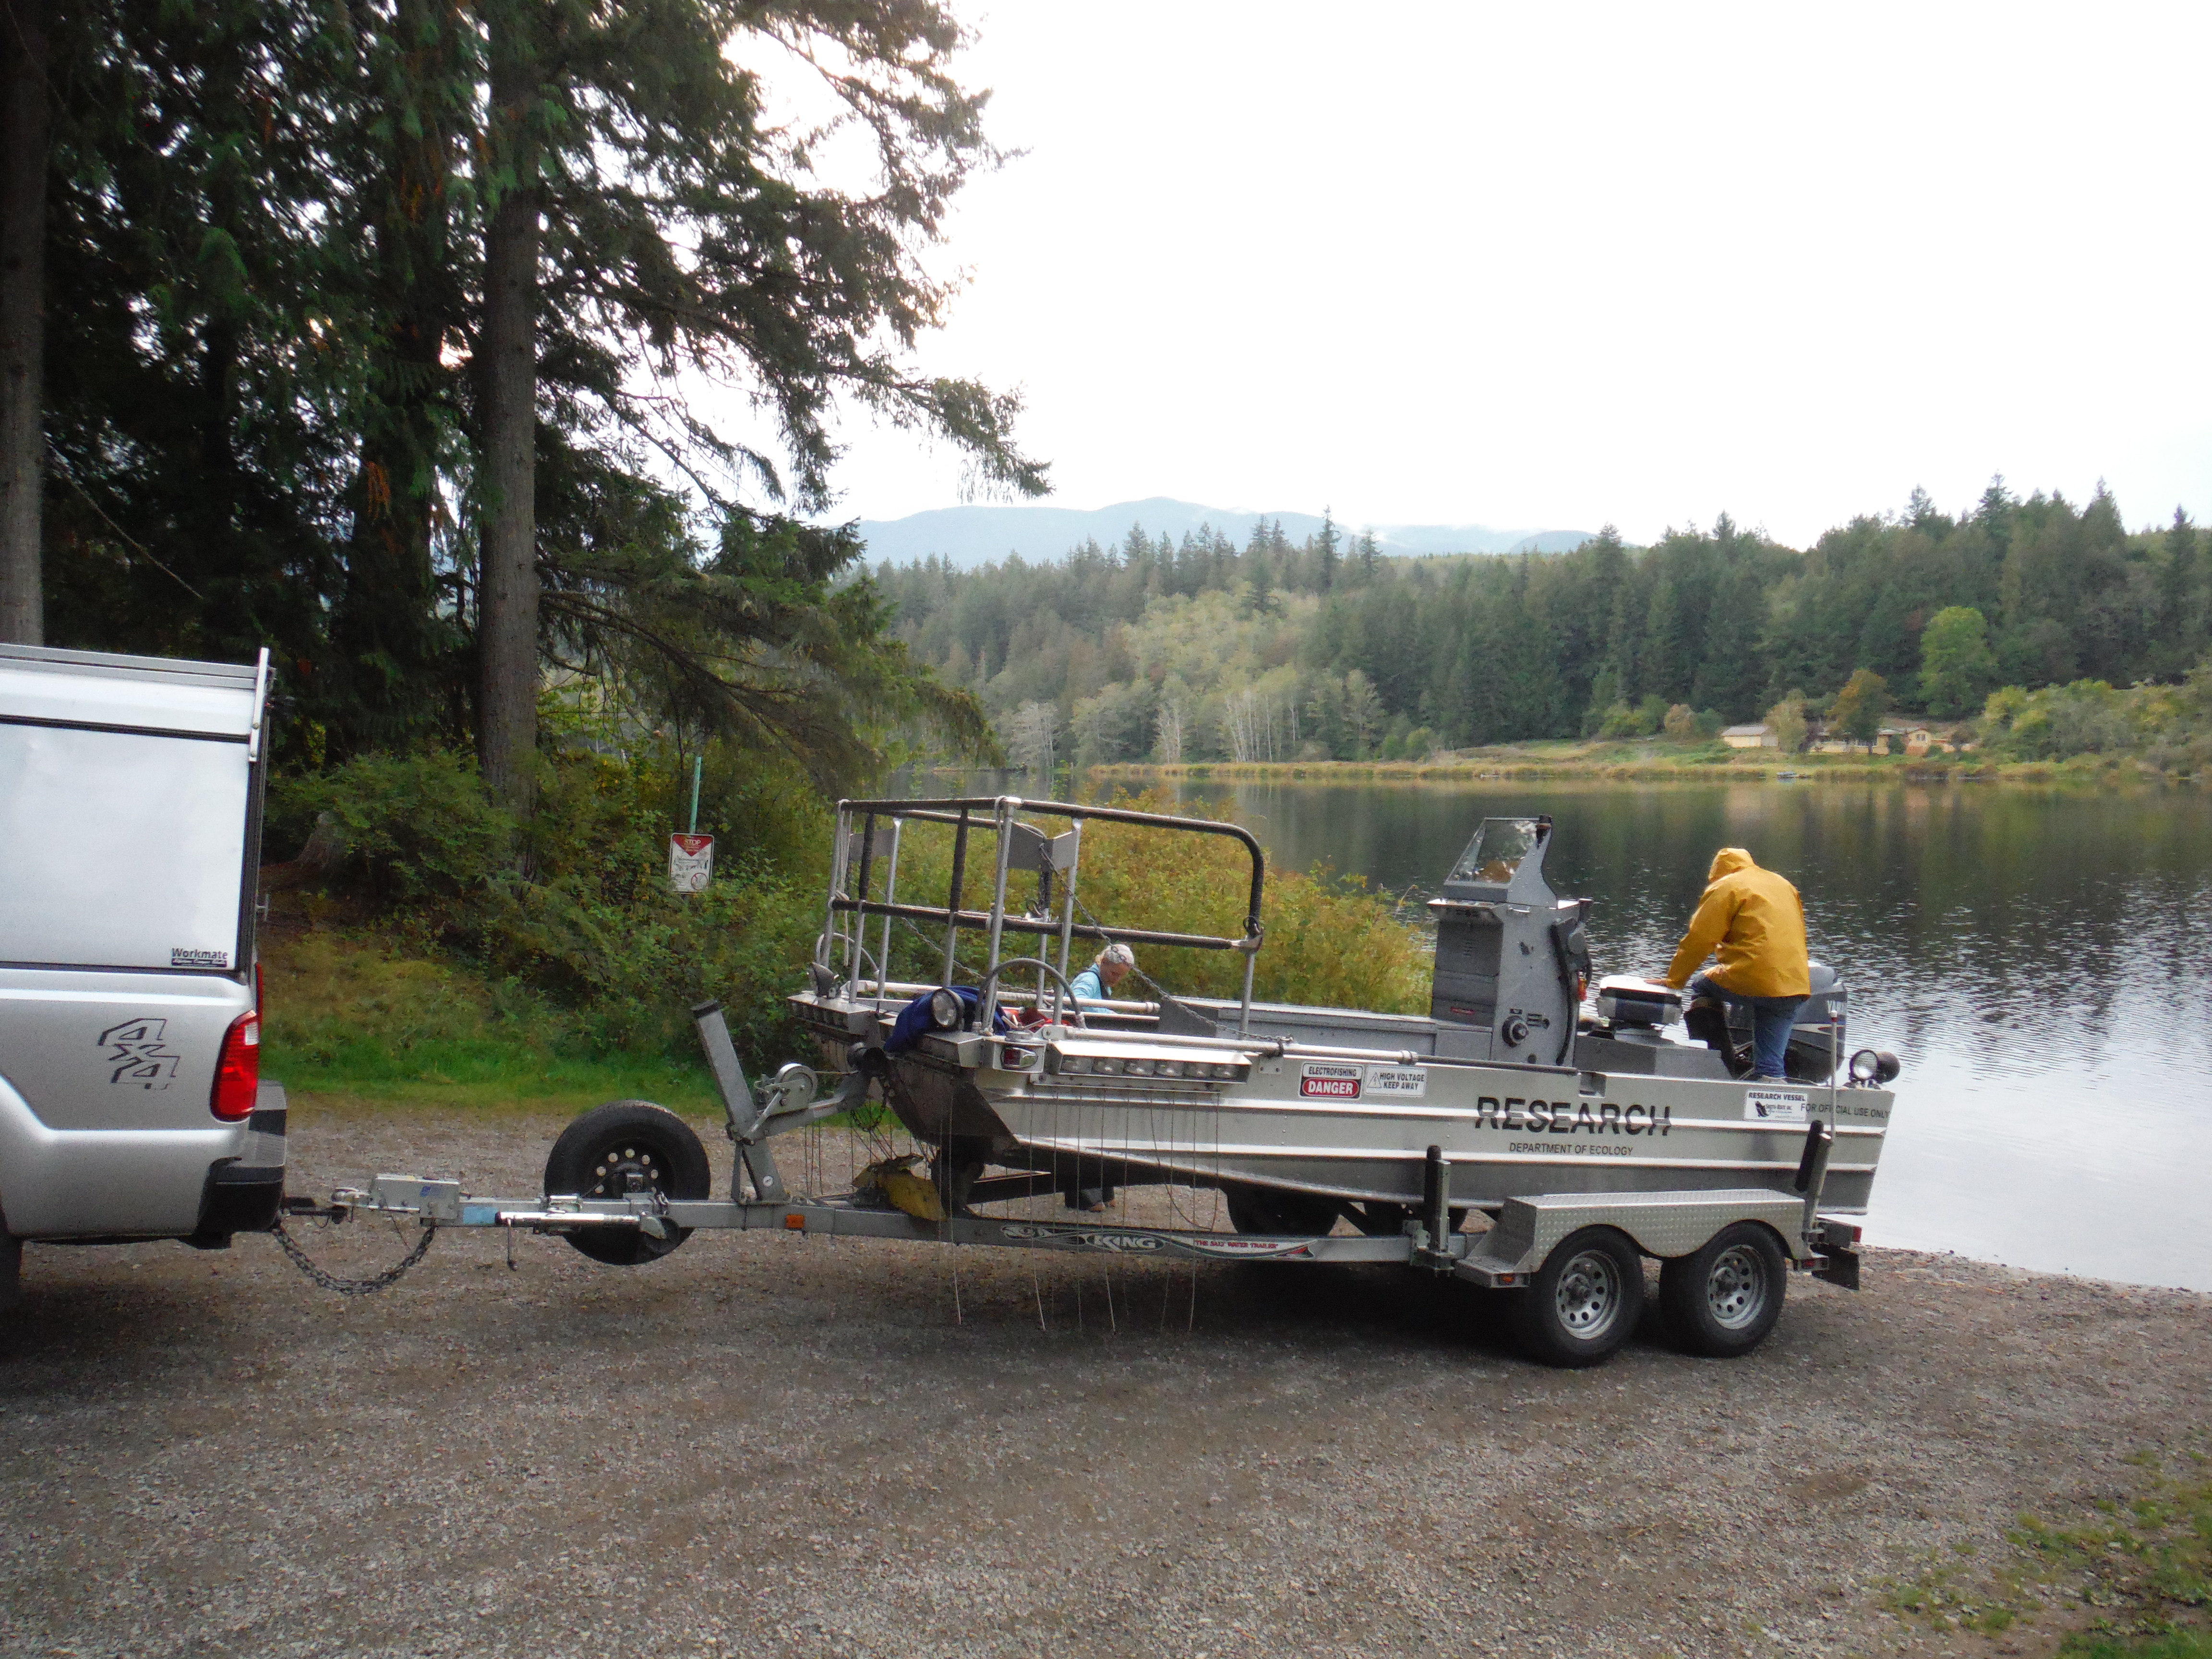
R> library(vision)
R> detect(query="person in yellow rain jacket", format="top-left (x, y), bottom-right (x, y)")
top-left (1660, 848), bottom-right (1810, 1081)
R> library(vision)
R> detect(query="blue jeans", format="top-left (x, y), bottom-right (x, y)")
top-left (1688, 972), bottom-right (1806, 1081)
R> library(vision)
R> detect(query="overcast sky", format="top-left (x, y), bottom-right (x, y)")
top-left (782, 0), bottom-right (2210, 547)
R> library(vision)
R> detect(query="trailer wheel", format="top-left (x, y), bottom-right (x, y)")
top-left (1659, 1222), bottom-right (1787, 1358)
top-left (543, 1101), bottom-right (712, 1266)
top-left (1224, 1185), bottom-right (1340, 1238)
top-left (1512, 1226), bottom-right (1644, 1368)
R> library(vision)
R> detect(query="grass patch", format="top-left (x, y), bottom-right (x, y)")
top-left (2066, 1634), bottom-right (2212, 1659)
top-left (1881, 1448), bottom-right (2211, 1652)
top-left (261, 930), bottom-right (722, 1118)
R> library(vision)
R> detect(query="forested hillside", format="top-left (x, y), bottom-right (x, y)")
top-left (877, 484), bottom-right (2209, 765)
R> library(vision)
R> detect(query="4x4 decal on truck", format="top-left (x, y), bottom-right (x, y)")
top-left (99, 1018), bottom-right (180, 1089)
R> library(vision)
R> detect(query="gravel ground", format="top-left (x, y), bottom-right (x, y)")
top-left (1, 1107), bottom-right (2205, 1659)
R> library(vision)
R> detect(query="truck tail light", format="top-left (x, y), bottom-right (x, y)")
top-left (212, 1010), bottom-right (259, 1121)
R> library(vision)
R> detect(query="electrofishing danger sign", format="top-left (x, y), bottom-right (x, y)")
top-left (1299, 1062), bottom-right (1362, 1099)
top-left (668, 833), bottom-right (715, 894)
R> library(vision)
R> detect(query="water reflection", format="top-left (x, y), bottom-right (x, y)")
top-left (1172, 777), bottom-right (2212, 1290)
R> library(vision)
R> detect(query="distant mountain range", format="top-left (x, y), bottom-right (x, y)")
top-left (843, 497), bottom-right (1593, 568)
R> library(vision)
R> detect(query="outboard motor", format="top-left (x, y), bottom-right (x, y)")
top-left (1429, 816), bottom-right (1591, 1065)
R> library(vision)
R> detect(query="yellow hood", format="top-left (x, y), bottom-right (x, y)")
top-left (1707, 847), bottom-right (1755, 882)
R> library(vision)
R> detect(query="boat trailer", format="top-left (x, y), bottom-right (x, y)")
top-left (299, 1000), bottom-right (1867, 1368)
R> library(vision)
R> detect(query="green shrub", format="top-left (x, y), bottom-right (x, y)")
top-left (1597, 694), bottom-right (1668, 739)
top-left (268, 744), bottom-right (831, 1067)
top-left (265, 755), bottom-right (1442, 1072)
top-left (1982, 680), bottom-right (2140, 759)
top-left (269, 749), bottom-right (518, 902)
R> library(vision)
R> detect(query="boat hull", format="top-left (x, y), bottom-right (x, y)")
top-left (880, 1047), bottom-right (1889, 1215)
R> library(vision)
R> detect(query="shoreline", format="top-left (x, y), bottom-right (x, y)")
top-left (1085, 748), bottom-right (2199, 786)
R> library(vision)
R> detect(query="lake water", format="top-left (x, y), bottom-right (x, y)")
top-left (1141, 776), bottom-right (2212, 1292)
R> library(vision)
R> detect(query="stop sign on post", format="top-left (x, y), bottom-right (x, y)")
top-left (668, 832), bottom-right (714, 894)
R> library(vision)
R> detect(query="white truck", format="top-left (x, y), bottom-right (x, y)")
top-left (0, 643), bottom-right (285, 1302)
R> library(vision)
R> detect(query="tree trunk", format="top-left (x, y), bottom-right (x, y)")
top-left (331, 0), bottom-right (461, 755)
top-left (477, 0), bottom-right (541, 813)
top-left (0, 0), bottom-right (50, 646)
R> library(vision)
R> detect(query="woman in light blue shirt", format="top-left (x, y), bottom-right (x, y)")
top-left (1069, 941), bottom-right (1136, 1005)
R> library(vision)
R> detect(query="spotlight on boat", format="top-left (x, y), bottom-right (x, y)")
top-left (928, 987), bottom-right (964, 1031)
top-left (1848, 1048), bottom-right (1901, 1084)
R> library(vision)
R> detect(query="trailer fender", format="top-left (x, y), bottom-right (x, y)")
top-left (1455, 1189), bottom-right (1813, 1288)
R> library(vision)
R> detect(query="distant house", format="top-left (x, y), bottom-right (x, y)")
top-left (1901, 726), bottom-right (1962, 757)
top-left (1811, 721), bottom-right (1917, 755)
top-left (1721, 723), bottom-right (1774, 749)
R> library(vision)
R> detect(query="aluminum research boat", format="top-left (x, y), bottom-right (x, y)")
top-left (788, 797), bottom-right (1897, 1234)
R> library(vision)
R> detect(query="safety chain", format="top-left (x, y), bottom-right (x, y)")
top-left (271, 1217), bottom-right (437, 1297)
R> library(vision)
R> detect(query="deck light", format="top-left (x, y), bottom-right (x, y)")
top-left (1848, 1049), bottom-right (1901, 1085)
top-left (1058, 1054), bottom-right (1090, 1074)
top-left (1154, 1060), bottom-right (1182, 1078)
top-left (1094, 1057), bottom-right (1123, 1075)
top-left (927, 987), bottom-right (963, 1030)
top-left (1125, 1058), bottom-right (1154, 1075)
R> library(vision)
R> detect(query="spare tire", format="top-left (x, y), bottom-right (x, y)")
top-left (542, 1100), bottom-right (712, 1266)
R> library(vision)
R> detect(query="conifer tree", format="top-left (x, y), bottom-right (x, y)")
top-left (0, 0), bottom-right (50, 643)
top-left (2157, 508), bottom-right (2203, 676)
top-left (325, 0), bottom-right (473, 754)
top-left (1247, 551), bottom-right (1276, 617)
top-left (1315, 508), bottom-right (1339, 590)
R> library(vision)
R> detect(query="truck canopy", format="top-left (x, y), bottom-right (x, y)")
top-left (0, 644), bottom-right (268, 975)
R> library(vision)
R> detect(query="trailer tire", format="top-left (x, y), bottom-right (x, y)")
top-left (1512, 1226), bottom-right (1644, 1368)
top-left (1659, 1221), bottom-right (1788, 1358)
top-left (1224, 1184), bottom-right (1340, 1238)
top-left (543, 1102), bottom-right (712, 1266)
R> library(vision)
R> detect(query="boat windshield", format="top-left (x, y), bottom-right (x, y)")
top-left (1451, 818), bottom-right (1540, 886)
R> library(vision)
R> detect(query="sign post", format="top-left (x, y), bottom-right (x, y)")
top-left (670, 756), bottom-right (711, 893)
